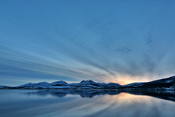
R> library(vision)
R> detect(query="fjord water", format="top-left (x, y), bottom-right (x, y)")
top-left (0, 90), bottom-right (175, 117)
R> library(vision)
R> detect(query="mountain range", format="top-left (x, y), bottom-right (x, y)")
top-left (1, 76), bottom-right (175, 90)
top-left (0, 80), bottom-right (121, 89)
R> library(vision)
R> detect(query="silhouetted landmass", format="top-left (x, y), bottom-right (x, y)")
top-left (122, 76), bottom-right (175, 89)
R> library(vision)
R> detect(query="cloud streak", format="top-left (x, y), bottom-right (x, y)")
top-left (0, 0), bottom-right (175, 85)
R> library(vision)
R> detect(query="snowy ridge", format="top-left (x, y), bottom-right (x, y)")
top-left (11, 80), bottom-right (121, 89)
top-left (1, 76), bottom-right (175, 90)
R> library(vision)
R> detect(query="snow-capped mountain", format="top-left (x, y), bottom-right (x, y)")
top-left (16, 81), bottom-right (71, 89)
top-left (10, 80), bottom-right (121, 89)
top-left (1, 76), bottom-right (175, 89)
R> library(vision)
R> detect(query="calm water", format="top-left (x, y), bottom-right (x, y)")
top-left (0, 89), bottom-right (175, 117)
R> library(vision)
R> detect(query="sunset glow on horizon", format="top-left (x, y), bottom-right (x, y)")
top-left (103, 75), bottom-right (151, 85)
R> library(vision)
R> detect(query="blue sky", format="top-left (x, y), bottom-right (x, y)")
top-left (0, 0), bottom-right (175, 85)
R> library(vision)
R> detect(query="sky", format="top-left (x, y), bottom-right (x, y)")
top-left (0, 0), bottom-right (175, 85)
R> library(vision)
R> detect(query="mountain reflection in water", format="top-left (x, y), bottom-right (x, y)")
top-left (25, 89), bottom-right (175, 102)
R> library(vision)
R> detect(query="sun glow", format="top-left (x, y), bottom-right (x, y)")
top-left (104, 75), bottom-right (150, 85)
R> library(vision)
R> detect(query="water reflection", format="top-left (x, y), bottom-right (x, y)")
top-left (25, 89), bottom-right (175, 102)
top-left (25, 89), bottom-right (121, 98)
top-left (0, 89), bottom-right (175, 117)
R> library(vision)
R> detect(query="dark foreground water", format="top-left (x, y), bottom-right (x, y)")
top-left (0, 89), bottom-right (175, 117)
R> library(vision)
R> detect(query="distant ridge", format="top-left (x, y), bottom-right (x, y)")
top-left (0, 80), bottom-right (121, 89)
top-left (1, 76), bottom-right (175, 90)
top-left (122, 76), bottom-right (175, 89)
